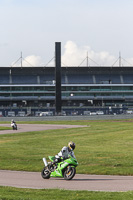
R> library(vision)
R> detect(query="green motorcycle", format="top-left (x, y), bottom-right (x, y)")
top-left (41, 155), bottom-right (78, 180)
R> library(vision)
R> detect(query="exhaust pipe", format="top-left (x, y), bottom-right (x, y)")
top-left (43, 158), bottom-right (48, 166)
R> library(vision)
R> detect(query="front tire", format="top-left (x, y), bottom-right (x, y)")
top-left (41, 167), bottom-right (50, 179)
top-left (63, 166), bottom-right (76, 180)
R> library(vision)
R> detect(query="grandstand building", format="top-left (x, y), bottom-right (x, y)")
top-left (0, 66), bottom-right (133, 116)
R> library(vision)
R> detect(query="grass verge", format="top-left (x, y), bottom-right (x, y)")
top-left (1, 186), bottom-right (133, 200)
top-left (0, 126), bottom-right (11, 131)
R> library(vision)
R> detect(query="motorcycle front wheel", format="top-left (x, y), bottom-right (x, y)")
top-left (63, 166), bottom-right (76, 180)
top-left (41, 167), bottom-right (50, 179)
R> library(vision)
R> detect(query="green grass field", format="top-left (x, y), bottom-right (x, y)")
top-left (1, 119), bottom-right (133, 199)
top-left (1, 120), bottom-right (133, 175)
top-left (1, 186), bottom-right (133, 200)
top-left (0, 126), bottom-right (11, 131)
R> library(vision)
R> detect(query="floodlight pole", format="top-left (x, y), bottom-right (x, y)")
top-left (21, 52), bottom-right (23, 68)
top-left (119, 52), bottom-right (121, 67)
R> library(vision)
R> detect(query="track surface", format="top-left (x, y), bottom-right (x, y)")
top-left (1, 170), bottom-right (133, 192)
top-left (1, 123), bottom-right (133, 192)
top-left (0, 124), bottom-right (87, 134)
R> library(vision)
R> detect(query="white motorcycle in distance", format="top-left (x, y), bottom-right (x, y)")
top-left (11, 120), bottom-right (17, 130)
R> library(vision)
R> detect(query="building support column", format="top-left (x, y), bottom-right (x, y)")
top-left (55, 42), bottom-right (61, 115)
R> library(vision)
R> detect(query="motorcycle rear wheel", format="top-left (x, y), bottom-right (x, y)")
top-left (63, 166), bottom-right (76, 180)
top-left (41, 167), bottom-right (50, 179)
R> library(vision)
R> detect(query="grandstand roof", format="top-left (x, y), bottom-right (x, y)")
top-left (0, 66), bottom-right (133, 75)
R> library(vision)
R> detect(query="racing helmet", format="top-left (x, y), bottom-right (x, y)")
top-left (68, 141), bottom-right (75, 151)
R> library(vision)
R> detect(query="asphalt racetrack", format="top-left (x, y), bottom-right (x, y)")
top-left (0, 123), bottom-right (87, 134)
top-left (1, 123), bottom-right (133, 192)
top-left (1, 170), bottom-right (133, 192)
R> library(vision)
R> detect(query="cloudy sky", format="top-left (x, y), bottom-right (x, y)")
top-left (0, 0), bottom-right (133, 67)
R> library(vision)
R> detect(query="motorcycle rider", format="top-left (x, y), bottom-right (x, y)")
top-left (11, 119), bottom-right (17, 130)
top-left (50, 141), bottom-right (76, 168)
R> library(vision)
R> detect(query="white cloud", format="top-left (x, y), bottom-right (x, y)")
top-left (22, 55), bottom-right (43, 66)
top-left (11, 55), bottom-right (44, 67)
top-left (62, 41), bottom-right (117, 66)
top-left (10, 41), bottom-right (133, 67)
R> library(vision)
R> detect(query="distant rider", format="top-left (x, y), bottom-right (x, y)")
top-left (50, 141), bottom-right (76, 167)
top-left (11, 119), bottom-right (17, 130)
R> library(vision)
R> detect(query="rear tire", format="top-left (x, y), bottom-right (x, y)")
top-left (63, 166), bottom-right (76, 180)
top-left (41, 167), bottom-right (50, 179)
